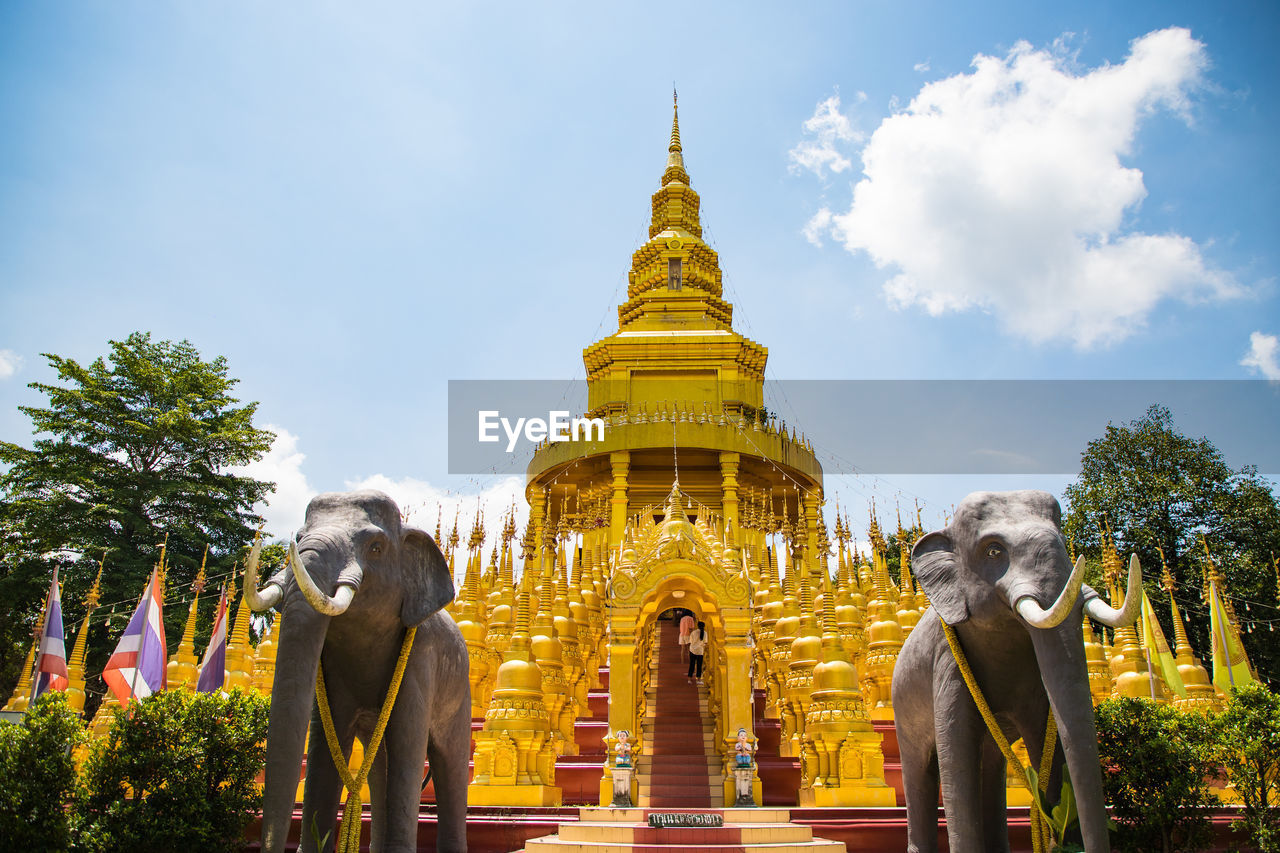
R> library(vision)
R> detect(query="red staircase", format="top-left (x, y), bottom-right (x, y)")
top-left (638, 620), bottom-right (719, 807)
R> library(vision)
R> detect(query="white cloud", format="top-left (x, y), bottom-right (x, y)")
top-left (231, 425), bottom-right (529, 575)
top-left (0, 349), bottom-right (24, 380)
top-left (804, 27), bottom-right (1239, 348)
top-left (345, 473), bottom-right (527, 581)
top-left (788, 94), bottom-right (865, 178)
top-left (233, 424), bottom-right (315, 537)
top-left (803, 207), bottom-right (834, 247)
top-left (1241, 331), bottom-right (1280, 379)
top-left (913, 61), bottom-right (931, 73)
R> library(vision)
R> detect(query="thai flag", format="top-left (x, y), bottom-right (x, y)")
top-left (196, 587), bottom-right (229, 693)
top-left (103, 570), bottom-right (168, 705)
top-left (31, 568), bottom-right (69, 700)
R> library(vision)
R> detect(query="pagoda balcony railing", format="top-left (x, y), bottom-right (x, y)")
top-left (527, 402), bottom-right (822, 484)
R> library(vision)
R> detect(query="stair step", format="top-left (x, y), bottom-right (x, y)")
top-left (576, 808), bottom-right (796, 822)
top-left (523, 836), bottom-right (845, 853)
top-left (643, 757), bottom-right (721, 769)
top-left (558, 823), bottom-right (818, 845)
top-left (636, 781), bottom-right (720, 792)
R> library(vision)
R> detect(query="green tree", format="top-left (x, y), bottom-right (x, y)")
top-left (1062, 404), bottom-right (1280, 687)
top-left (1214, 683), bottom-right (1280, 851)
top-left (0, 332), bottom-right (275, 706)
top-left (1095, 696), bottom-right (1219, 853)
top-left (75, 689), bottom-right (270, 853)
top-left (0, 693), bottom-right (85, 852)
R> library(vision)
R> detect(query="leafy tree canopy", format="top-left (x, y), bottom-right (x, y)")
top-left (0, 332), bottom-right (276, 704)
top-left (1095, 696), bottom-right (1218, 853)
top-left (1063, 403), bottom-right (1280, 686)
top-left (1213, 683), bottom-right (1280, 850)
top-left (76, 688), bottom-right (270, 853)
top-left (0, 692), bottom-right (85, 850)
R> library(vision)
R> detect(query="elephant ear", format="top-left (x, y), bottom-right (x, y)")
top-left (399, 527), bottom-right (456, 627)
top-left (912, 530), bottom-right (970, 626)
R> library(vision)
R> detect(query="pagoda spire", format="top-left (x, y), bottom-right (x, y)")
top-left (167, 546), bottom-right (208, 690)
top-left (652, 94), bottom-right (700, 236)
top-left (1159, 550), bottom-right (1221, 712)
top-left (66, 555), bottom-right (105, 714)
top-left (666, 89), bottom-right (685, 175)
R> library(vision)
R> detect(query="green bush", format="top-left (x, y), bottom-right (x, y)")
top-left (75, 689), bottom-right (270, 853)
top-left (0, 692), bottom-right (85, 852)
top-left (1214, 683), bottom-right (1280, 852)
top-left (1095, 696), bottom-right (1218, 853)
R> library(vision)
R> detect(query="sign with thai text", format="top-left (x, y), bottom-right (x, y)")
top-left (647, 813), bottom-right (724, 828)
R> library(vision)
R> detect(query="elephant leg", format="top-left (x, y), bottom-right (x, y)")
top-left (899, 737), bottom-right (940, 853)
top-left (302, 705), bottom-right (352, 853)
top-left (936, 685), bottom-right (987, 853)
top-left (368, 742), bottom-right (388, 853)
top-left (979, 736), bottom-right (1010, 853)
top-left (428, 704), bottom-right (474, 853)
top-left (381, 712), bottom-right (431, 853)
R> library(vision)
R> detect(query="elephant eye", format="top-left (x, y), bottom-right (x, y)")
top-left (987, 545), bottom-right (1003, 559)
top-left (370, 542), bottom-right (384, 556)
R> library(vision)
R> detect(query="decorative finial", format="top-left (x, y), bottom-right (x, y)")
top-left (85, 552), bottom-right (105, 611)
top-left (156, 532), bottom-right (170, 587)
top-left (1158, 546), bottom-right (1175, 593)
top-left (665, 89), bottom-right (685, 175)
top-left (193, 544), bottom-right (209, 594)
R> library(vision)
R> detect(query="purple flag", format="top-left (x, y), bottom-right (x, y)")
top-left (32, 568), bottom-right (69, 699)
top-left (196, 588), bottom-right (229, 693)
top-left (103, 570), bottom-right (167, 706)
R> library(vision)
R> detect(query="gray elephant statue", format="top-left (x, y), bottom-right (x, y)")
top-left (243, 490), bottom-right (471, 853)
top-left (892, 490), bottom-right (1140, 853)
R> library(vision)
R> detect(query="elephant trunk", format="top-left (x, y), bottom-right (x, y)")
top-left (260, 602), bottom-right (329, 853)
top-left (292, 541), bottom-right (361, 615)
top-left (1015, 554), bottom-right (1087, 629)
top-left (1029, 623), bottom-right (1111, 853)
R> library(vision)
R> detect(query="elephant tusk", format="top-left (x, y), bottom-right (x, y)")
top-left (291, 542), bottom-right (358, 616)
top-left (243, 534), bottom-right (284, 612)
top-left (1014, 554), bottom-right (1087, 628)
top-left (1082, 553), bottom-right (1143, 628)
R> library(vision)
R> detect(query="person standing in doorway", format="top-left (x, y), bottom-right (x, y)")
top-left (687, 621), bottom-right (707, 681)
top-left (678, 610), bottom-right (695, 662)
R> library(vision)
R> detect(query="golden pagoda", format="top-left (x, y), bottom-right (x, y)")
top-left (166, 547), bottom-right (209, 691)
top-left (513, 95), bottom-right (852, 807)
top-left (65, 557), bottom-right (105, 714)
top-left (1159, 552), bottom-right (1220, 713)
top-left (1103, 533), bottom-right (1168, 703)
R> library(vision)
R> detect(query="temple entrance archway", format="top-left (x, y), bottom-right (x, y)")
top-left (601, 484), bottom-right (758, 805)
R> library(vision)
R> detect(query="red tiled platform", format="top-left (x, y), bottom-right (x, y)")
top-left (791, 805), bottom-right (1253, 853)
top-left (244, 804), bottom-right (1254, 852)
top-left (244, 805), bottom-right (577, 853)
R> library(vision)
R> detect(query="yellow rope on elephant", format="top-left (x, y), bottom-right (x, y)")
top-left (940, 617), bottom-right (1058, 853)
top-left (316, 626), bottom-right (417, 853)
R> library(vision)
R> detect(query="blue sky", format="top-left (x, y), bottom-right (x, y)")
top-left (1, 2), bottom-right (1277, 545)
